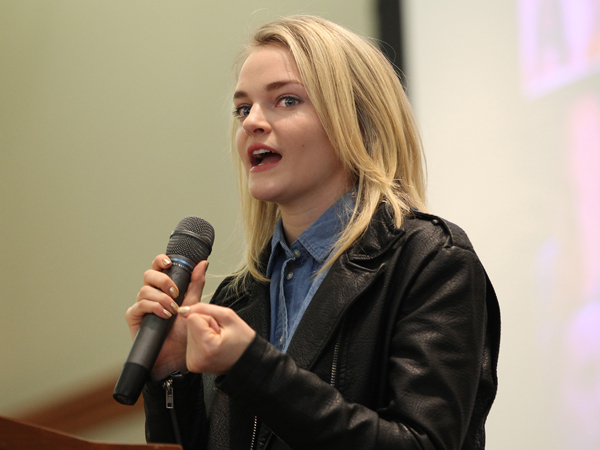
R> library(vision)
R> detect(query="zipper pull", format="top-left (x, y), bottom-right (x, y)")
top-left (163, 378), bottom-right (174, 409)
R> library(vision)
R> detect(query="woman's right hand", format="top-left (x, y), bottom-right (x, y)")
top-left (125, 254), bottom-right (209, 381)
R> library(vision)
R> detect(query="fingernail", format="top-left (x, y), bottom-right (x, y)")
top-left (163, 309), bottom-right (172, 318)
top-left (171, 302), bottom-right (179, 313)
top-left (169, 286), bottom-right (178, 298)
top-left (163, 258), bottom-right (171, 266)
top-left (178, 306), bottom-right (191, 315)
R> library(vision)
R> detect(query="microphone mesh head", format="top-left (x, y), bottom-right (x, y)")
top-left (166, 217), bottom-right (215, 264)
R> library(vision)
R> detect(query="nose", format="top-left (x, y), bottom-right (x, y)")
top-left (242, 104), bottom-right (271, 135)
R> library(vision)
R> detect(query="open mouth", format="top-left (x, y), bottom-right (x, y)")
top-left (251, 148), bottom-right (282, 167)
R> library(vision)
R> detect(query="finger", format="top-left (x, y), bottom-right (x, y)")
top-left (142, 269), bottom-right (179, 300)
top-left (151, 254), bottom-right (172, 271)
top-left (194, 313), bottom-right (220, 334)
top-left (181, 302), bottom-right (237, 326)
top-left (125, 300), bottom-right (173, 341)
top-left (184, 307), bottom-right (254, 375)
top-left (187, 314), bottom-right (220, 337)
top-left (137, 285), bottom-right (180, 314)
top-left (185, 314), bottom-right (222, 373)
top-left (183, 260), bottom-right (209, 306)
top-left (126, 299), bottom-right (174, 326)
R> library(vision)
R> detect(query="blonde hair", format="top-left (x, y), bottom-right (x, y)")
top-left (231, 15), bottom-right (426, 285)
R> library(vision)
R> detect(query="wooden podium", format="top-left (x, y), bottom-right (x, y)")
top-left (0, 416), bottom-right (182, 450)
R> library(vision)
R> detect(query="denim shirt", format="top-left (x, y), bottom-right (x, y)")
top-left (266, 191), bottom-right (355, 352)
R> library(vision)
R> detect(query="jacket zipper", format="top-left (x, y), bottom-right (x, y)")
top-left (249, 317), bottom-right (346, 449)
top-left (330, 316), bottom-right (346, 387)
top-left (163, 375), bottom-right (183, 447)
top-left (249, 416), bottom-right (258, 450)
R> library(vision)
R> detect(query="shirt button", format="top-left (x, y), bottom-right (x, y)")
top-left (286, 272), bottom-right (294, 280)
top-left (293, 249), bottom-right (301, 258)
top-left (279, 336), bottom-right (284, 346)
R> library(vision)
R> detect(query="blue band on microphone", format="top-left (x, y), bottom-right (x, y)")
top-left (170, 257), bottom-right (195, 272)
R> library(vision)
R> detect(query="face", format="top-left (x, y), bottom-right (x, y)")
top-left (234, 45), bottom-right (350, 214)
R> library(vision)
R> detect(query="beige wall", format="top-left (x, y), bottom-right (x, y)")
top-left (0, 0), bottom-right (374, 443)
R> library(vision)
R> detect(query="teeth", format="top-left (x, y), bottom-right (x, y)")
top-left (252, 149), bottom-right (271, 156)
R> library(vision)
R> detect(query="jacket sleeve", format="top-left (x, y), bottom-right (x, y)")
top-left (216, 244), bottom-right (498, 450)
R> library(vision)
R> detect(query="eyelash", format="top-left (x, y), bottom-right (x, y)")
top-left (278, 96), bottom-right (300, 108)
top-left (232, 105), bottom-right (251, 120)
top-left (232, 96), bottom-right (301, 120)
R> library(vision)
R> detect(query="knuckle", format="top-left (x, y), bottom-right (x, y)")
top-left (222, 307), bottom-right (235, 320)
top-left (142, 269), bottom-right (155, 282)
top-left (138, 285), bottom-right (154, 299)
top-left (152, 254), bottom-right (168, 268)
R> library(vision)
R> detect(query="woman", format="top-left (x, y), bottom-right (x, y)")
top-left (127, 15), bottom-right (500, 450)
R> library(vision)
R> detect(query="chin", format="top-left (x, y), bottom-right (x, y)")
top-left (247, 183), bottom-right (285, 204)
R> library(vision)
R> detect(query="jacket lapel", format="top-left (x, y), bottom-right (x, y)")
top-left (285, 204), bottom-right (406, 370)
top-left (285, 256), bottom-right (385, 370)
top-left (234, 280), bottom-right (271, 341)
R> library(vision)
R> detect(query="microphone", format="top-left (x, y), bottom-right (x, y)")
top-left (113, 217), bottom-right (215, 405)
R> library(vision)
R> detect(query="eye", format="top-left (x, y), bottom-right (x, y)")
top-left (277, 96), bottom-right (301, 108)
top-left (233, 104), bottom-right (251, 120)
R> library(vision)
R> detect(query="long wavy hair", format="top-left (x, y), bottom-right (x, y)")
top-left (230, 15), bottom-right (426, 285)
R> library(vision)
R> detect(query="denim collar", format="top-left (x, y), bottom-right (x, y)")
top-left (266, 189), bottom-right (356, 276)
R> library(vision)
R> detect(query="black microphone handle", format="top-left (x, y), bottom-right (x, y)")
top-left (113, 255), bottom-right (196, 406)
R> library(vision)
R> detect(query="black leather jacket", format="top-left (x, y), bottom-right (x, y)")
top-left (143, 207), bottom-right (500, 450)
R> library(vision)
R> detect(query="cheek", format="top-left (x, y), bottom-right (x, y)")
top-left (236, 128), bottom-right (248, 163)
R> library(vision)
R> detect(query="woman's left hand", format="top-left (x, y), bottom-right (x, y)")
top-left (179, 303), bottom-right (256, 375)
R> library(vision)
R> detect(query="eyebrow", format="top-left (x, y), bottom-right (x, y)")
top-left (233, 80), bottom-right (304, 99)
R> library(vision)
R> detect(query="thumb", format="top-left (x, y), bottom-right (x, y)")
top-left (182, 260), bottom-right (209, 306)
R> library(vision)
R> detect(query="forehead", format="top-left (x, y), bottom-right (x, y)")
top-left (235, 45), bottom-right (302, 90)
